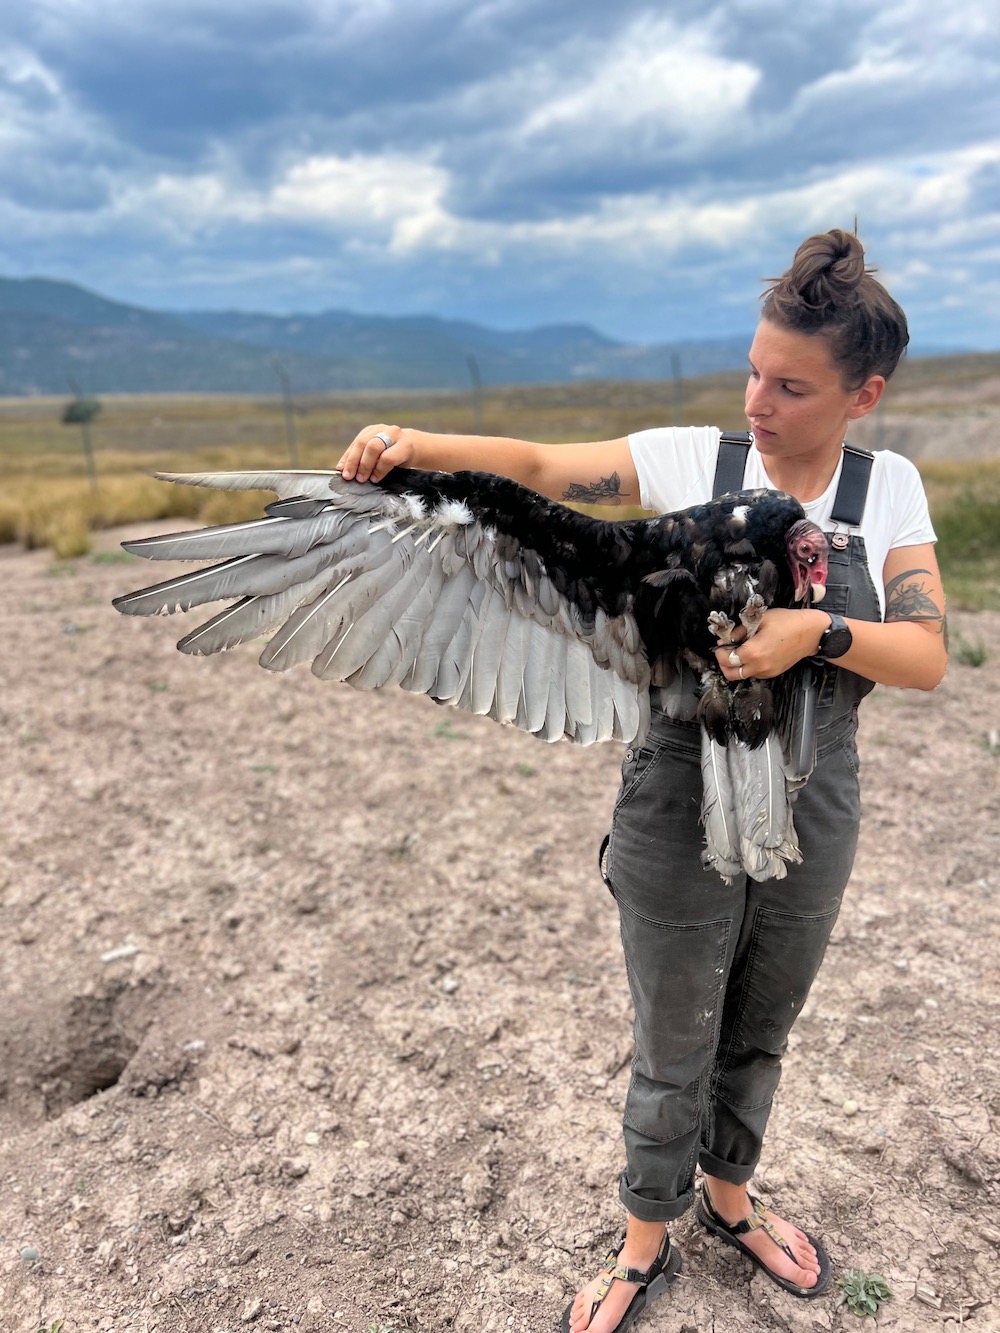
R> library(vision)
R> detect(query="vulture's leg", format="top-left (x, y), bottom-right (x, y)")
top-left (739, 592), bottom-right (766, 639)
top-left (708, 610), bottom-right (737, 644)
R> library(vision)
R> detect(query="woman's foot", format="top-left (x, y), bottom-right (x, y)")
top-left (700, 1175), bottom-right (826, 1294)
top-left (563, 1221), bottom-right (676, 1332)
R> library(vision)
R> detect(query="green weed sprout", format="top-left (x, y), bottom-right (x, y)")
top-left (836, 1269), bottom-right (893, 1317)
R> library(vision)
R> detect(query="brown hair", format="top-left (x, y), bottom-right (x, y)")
top-left (761, 229), bottom-right (909, 387)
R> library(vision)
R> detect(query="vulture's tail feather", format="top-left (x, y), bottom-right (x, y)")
top-left (700, 731), bottom-right (742, 882)
top-left (727, 734), bottom-right (803, 882)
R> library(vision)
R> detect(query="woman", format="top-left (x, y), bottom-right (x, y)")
top-left (337, 230), bottom-right (947, 1332)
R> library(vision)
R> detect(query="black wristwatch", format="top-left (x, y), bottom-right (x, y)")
top-left (816, 612), bottom-right (853, 660)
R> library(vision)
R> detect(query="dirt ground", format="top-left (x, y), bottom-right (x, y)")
top-left (1, 522), bottom-right (998, 1333)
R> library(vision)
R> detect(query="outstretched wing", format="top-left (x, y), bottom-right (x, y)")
top-left (113, 467), bottom-right (651, 745)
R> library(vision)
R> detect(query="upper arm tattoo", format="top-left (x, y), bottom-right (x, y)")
top-left (561, 471), bottom-right (632, 505)
top-left (884, 568), bottom-right (944, 628)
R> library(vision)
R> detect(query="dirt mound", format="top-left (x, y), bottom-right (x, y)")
top-left (1, 529), bottom-right (997, 1333)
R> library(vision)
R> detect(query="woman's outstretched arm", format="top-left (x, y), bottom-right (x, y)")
top-left (336, 423), bottom-right (641, 507)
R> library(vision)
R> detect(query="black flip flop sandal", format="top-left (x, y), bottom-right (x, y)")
top-left (559, 1230), bottom-right (682, 1332)
top-left (696, 1186), bottom-right (831, 1298)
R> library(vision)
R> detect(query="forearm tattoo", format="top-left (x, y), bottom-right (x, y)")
top-left (562, 471), bottom-right (632, 505)
top-left (885, 568), bottom-right (944, 630)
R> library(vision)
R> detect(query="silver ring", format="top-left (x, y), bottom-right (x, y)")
top-left (373, 431), bottom-right (393, 449)
top-left (738, 665), bottom-right (745, 679)
top-left (728, 649), bottom-right (742, 667)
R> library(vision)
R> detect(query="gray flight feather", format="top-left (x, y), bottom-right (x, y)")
top-left (611, 673), bottom-right (644, 742)
top-left (520, 622), bottom-right (556, 734)
top-left (491, 611), bottom-right (532, 726)
top-left (401, 563), bottom-right (479, 696)
top-left (115, 543), bottom-right (346, 618)
top-left (700, 731), bottom-right (743, 882)
top-left (343, 550), bottom-right (444, 690)
top-left (177, 566), bottom-right (348, 655)
top-left (115, 553), bottom-right (261, 615)
top-left (467, 584), bottom-right (512, 716)
top-left (563, 642), bottom-right (595, 731)
top-left (434, 580), bottom-right (489, 705)
top-left (542, 635), bottom-right (569, 742)
top-left (153, 469), bottom-right (346, 500)
top-left (121, 509), bottom-right (356, 563)
top-left (310, 543), bottom-right (429, 681)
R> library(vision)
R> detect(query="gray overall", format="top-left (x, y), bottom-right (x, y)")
top-left (603, 446), bottom-right (881, 1223)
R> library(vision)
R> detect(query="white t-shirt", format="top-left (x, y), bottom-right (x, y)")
top-left (628, 426), bottom-right (936, 617)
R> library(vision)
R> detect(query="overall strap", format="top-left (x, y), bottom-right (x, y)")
top-left (712, 433), bottom-right (874, 524)
top-left (829, 443), bottom-right (874, 526)
top-left (712, 431), bottom-right (752, 497)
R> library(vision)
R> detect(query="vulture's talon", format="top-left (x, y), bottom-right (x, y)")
top-left (740, 593), bottom-right (767, 638)
top-left (708, 610), bottom-right (737, 643)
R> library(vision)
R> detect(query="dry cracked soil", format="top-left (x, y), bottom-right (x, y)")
top-left (1, 523), bottom-right (998, 1333)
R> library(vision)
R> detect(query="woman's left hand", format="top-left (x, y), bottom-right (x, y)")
top-left (715, 608), bottom-right (827, 681)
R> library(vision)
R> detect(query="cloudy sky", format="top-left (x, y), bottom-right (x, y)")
top-left (1, 0), bottom-right (998, 347)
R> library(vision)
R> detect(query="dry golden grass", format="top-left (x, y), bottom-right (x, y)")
top-left (919, 457), bottom-right (1000, 610)
top-left (0, 384), bottom-right (699, 548)
top-left (1, 378), bottom-right (997, 608)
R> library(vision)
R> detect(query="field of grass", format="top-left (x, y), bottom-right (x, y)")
top-left (919, 458), bottom-right (1000, 610)
top-left (1, 375), bottom-right (997, 609)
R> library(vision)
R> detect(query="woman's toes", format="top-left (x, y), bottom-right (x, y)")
top-left (790, 1232), bottom-right (819, 1272)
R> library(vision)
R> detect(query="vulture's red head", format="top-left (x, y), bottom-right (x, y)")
top-left (785, 519), bottom-right (829, 604)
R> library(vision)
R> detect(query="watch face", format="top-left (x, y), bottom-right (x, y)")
top-left (820, 616), bottom-right (852, 659)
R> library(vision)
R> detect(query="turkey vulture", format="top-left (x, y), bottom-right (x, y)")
top-left (113, 467), bottom-right (829, 882)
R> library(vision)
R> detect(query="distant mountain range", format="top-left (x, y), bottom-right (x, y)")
top-left (0, 276), bottom-right (967, 397)
top-left (0, 276), bottom-right (756, 396)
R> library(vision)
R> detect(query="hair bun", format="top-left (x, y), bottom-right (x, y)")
top-left (787, 229), bottom-right (866, 311)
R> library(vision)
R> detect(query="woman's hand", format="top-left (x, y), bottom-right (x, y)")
top-left (337, 424), bottom-right (415, 483)
top-left (715, 608), bottom-right (827, 681)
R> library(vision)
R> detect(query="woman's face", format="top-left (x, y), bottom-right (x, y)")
top-left (744, 319), bottom-right (883, 462)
